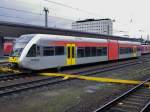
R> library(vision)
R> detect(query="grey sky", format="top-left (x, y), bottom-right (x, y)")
top-left (0, 0), bottom-right (150, 39)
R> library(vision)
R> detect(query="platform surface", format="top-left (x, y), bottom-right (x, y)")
top-left (0, 57), bottom-right (8, 63)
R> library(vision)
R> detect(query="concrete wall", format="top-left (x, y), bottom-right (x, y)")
top-left (0, 36), bottom-right (4, 57)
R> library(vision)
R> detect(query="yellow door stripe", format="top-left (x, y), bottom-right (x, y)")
top-left (40, 73), bottom-right (150, 87)
top-left (66, 44), bottom-right (76, 65)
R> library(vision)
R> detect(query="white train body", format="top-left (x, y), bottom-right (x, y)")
top-left (9, 34), bottom-right (141, 70)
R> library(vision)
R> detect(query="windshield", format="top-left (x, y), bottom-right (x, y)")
top-left (10, 42), bottom-right (27, 57)
top-left (10, 34), bottom-right (35, 56)
top-left (15, 34), bottom-right (35, 43)
top-left (11, 48), bottom-right (23, 57)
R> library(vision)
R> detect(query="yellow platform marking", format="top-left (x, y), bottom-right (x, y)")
top-left (40, 73), bottom-right (150, 87)
top-left (0, 67), bottom-right (20, 73)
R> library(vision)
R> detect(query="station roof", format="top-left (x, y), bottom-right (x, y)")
top-left (0, 21), bottom-right (139, 42)
top-left (76, 18), bottom-right (111, 23)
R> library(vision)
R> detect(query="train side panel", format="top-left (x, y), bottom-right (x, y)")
top-left (75, 41), bottom-right (108, 65)
top-left (108, 40), bottom-right (118, 60)
top-left (141, 45), bottom-right (150, 54)
top-left (118, 41), bottom-right (141, 59)
top-left (12, 34), bottom-right (142, 70)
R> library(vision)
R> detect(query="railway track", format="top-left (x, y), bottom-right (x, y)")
top-left (0, 73), bottom-right (35, 82)
top-left (94, 78), bottom-right (150, 112)
top-left (0, 58), bottom-right (146, 97)
top-left (62, 59), bottom-right (142, 76)
top-left (0, 55), bottom-right (149, 97)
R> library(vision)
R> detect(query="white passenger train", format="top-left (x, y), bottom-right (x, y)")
top-left (9, 34), bottom-right (141, 70)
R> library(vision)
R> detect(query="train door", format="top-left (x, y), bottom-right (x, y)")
top-left (133, 46), bottom-right (137, 57)
top-left (66, 44), bottom-right (76, 65)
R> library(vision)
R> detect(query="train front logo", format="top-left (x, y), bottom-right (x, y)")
top-left (9, 57), bottom-right (19, 63)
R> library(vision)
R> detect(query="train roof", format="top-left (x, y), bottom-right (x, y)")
top-left (34, 34), bottom-right (108, 43)
top-left (26, 34), bottom-right (140, 45)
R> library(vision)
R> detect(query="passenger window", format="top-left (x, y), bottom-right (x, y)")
top-left (91, 47), bottom-right (96, 56)
top-left (55, 46), bottom-right (64, 55)
top-left (119, 47), bottom-right (125, 54)
top-left (77, 47), bottom-right (84, 58)
top-left (102, 47), bottom-right (107, 56)
top-left (43, 47), bottom-right (54, 56)
top-left (27, 44), bottom-right (36, 57)
top-left (72, 47), bottom-right (75, 58)
top-left (96, 47), bottom-right (102, 56)
top-left (97, 47), bottom-right (107, 56)
top-left (67, 47), bottom-right (70, 58)
top-left (85, 47), bottom-right (91, 57)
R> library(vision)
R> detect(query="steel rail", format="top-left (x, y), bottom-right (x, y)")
top-left (0, 57), bottom-right (148, 97)
top-left (93, 78), bottom-right (150, 112)
top-left (0, 60), bottom-right (140, 97)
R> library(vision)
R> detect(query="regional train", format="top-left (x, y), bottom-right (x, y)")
top-left (8, 34), bottom-right (150, 70)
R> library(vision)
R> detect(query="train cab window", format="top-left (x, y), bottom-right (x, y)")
top-left (27, 44), bottom-right (36, 57)
top-left (77, 47), bottom-right (84, 58)
top-left (43, 47), bottom-right (54, 56)
top-left (85, 47), bottom-right (91, 57)
top-left (55, 46), bottom-right (64, 55)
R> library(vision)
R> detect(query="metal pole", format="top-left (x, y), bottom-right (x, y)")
top-left (43, 7), bottom-right (49, 28)
top-left (107, 25), bottom-right (109, 35)
top-left (0, 36), bottom-right (4, 57)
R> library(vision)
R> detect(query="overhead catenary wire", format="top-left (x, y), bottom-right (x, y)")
top-left (0, 5), bottom-right (74, 22)
top-left (0, 0), bottom-right (107, 27)
top-left (0, 6), bottom-right (41, 15)
top-left (43, 0), bottom-right (103, 18)
top-left (0, 14), bottom-right (44, 21)
top-left (0, 0), bottom-right (105, 21)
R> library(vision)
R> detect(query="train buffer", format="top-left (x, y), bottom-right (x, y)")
top-left (40, 73), bottom-right (150, 87)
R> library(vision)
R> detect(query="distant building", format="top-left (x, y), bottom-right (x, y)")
top-left (72, 18), bottom-right (113, 35)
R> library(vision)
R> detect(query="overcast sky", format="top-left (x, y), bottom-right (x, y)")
top-left (0, 0), bottom-right (150, 39)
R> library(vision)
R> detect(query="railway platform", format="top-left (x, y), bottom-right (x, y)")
top-left (0, 57), bottom-right (8, 63)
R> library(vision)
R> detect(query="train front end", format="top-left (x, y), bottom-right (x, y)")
top-left (8, 35), bottom-right (35, 68)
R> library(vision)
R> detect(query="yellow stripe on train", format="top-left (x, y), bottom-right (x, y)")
top-left (9, 57), bottom-right (19, 63)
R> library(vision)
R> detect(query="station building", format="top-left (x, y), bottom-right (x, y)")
top-left (72, 18), bottom-right (113, 35)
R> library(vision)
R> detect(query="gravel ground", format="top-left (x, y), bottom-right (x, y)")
top-left (0, 55), bottom-right (150, 112)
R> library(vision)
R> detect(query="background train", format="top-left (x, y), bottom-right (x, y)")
top-left (3, 42), bottom-right (13, 56)
top-left (9, 34), bottom-right (150, 70)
